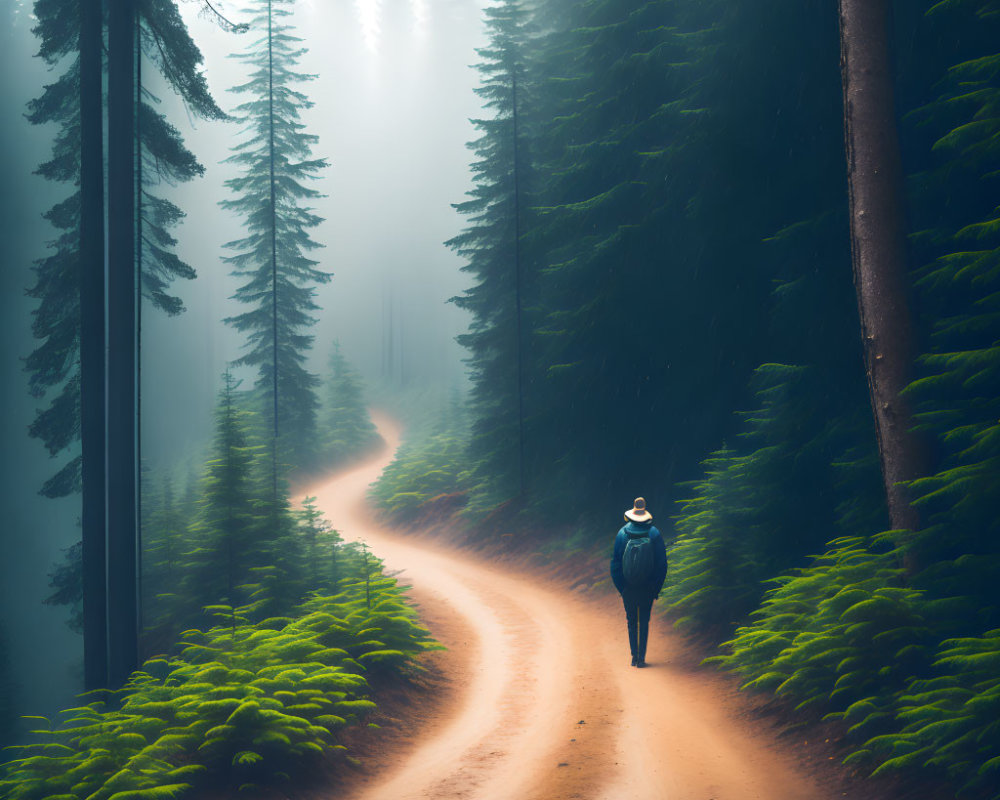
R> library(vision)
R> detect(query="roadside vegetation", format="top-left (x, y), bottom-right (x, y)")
top-left (1, 541), bottom-right (439, 799)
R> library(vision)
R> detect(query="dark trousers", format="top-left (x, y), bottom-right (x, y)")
top-left (621, 590), bottom-right (655, 660)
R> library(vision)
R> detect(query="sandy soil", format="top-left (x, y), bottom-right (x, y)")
top-left (296, 413), bottom-right (841, 800)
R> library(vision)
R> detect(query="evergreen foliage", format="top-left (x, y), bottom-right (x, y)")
top-left (45, 540), bottom-right (85, 634)
top-left (435, 0), bottom-right (1000, 795)
top-left (895, 0), bottom-right (1000, 627)
top-left (322, 342), bottom-right (380, 467)
top-left (447, 0), bottom-right (853, 524)
top-left (176, 372), bottom-right (263, 622)
top-left (141, 473), bottom-right (188, 652)
top-left (138, 372), bottom-right (314, 647)
top-left (0, 545), bottom-right (439, 799)
top-left (16, 0), bottom-right (1000, 796)
top-left (523, 0), bottom-right (705, 517)
top-left (864, 630), bottom-right (1000, 794)
top-left (370, 399), bottom-right (471, 522)
top-left (447, 0), bottom-right (534, 506)
top-left (221, 0), bottom-right (331, 478)
top-left (712, 536), bottom-right (933, 721)
top-left (664, 365), bottom-right (883, 633)
top-left (668, 3), bottom-right (1000, 793)
top-left (24, 0), bottom-right (222, 497)
top-left (297, 496), bottom-right (340, 590)
top-left (24, 0), bottom-right (86, 498)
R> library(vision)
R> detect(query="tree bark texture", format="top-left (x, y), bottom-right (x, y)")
top-left (838, 0), bottom-right (924, 534)
top-left (107, 0), bottom-right (139, 688)
top-left (79, 0), bottom-right (108, 691)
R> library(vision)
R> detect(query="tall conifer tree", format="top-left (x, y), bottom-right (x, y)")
top-left (448, 0), bottom-right (532, 504)
top-left (181, 371), bottom-right (261, 618)
top-left (26, 0), bottom-right (225, 687)
top-left (324, 341), bottom-right (379, 465)
top-left (26, 1), bottom-right (225, 500)
top-left (222, 0), bottom-right (331, 484)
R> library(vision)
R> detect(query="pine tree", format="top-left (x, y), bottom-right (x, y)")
top-left (324, 341), bottom-right (379, 466)
top-left (447, 0), bottom-right (533, 505)
top-left (105, 0), bottom-right (230, 685)
top-left (297, 496), bottom-right (331, 590)
top-left (138, 0), bottom-right (228, 310)
top-left (182, 371), bottom-right (262, 618)
top-left (25, 0), bottom-right (227, 687)
top-left (45, 539), bottom-right (84, 635)
top-left (221, 0), bottom-right (331, 485)
top-left (665, 364), bottom-right (884, 632)
top-left (140, 472), bottom-right (188, 651)
top-left (25, 0), bottom-right (225, 499)
top-left (524, 0), bottom-right (699, 517)
top-left (24, 0), bottom-right (91, 501)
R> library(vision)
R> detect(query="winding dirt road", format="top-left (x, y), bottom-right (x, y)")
top-left (299, 414), bottom-right (837, 800)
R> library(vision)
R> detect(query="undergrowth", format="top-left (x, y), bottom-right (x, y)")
top-left (0, 546), bottom-right (441, 799)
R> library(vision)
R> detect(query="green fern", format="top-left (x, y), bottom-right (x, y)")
top-left (0, 541), bottom-right (439, 799)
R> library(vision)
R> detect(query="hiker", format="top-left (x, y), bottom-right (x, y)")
top-left (610, 497), bottom-right (668, 667)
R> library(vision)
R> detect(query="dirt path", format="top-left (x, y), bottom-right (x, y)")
top-left (298, 414), bottom-right (835, 800)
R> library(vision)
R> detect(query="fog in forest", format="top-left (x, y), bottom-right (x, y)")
top-left (1, 0), bottom-right (485, 721)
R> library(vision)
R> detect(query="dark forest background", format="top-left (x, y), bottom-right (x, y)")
top-left (373, 0), bottom-right (1000, 795)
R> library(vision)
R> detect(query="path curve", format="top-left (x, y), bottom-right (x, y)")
top-left (298, 413), bottom-right (834, 800)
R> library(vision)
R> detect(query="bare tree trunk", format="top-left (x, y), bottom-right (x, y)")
top-left (107, 0), bottom-right (139, 688)
top-left (838, 0), bottom-right (924, 536)
top-left (79, 0), bottom-right (107, 691)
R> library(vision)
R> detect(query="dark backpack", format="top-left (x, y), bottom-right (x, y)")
top-left (622, 531), bottom-right (654, 586)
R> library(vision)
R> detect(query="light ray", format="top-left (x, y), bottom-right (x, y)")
top-left (410, 0), bottom-right (428, 36)
top-left (354, 0), bottom-right (382, 53)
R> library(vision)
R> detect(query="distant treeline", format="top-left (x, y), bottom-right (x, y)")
top-left (375, 0), bottom-right (1000, 796)
top-left (44, 344), bottom-right (380, 653)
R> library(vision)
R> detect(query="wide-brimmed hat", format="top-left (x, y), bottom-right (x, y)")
top-left (625, 497), bottom-right (652, 523)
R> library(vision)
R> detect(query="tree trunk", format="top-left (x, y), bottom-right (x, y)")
top-left (838, 0), bottom-right (924, 535)
top-left (107, 0), bottom-right (139, 688)
top-left (79, 0), bottom-right (107, 691)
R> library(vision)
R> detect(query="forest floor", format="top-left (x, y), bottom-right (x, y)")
top-left (293, 414), bottom-right (895, 800)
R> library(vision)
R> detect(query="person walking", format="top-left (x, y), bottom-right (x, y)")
top-left (610, 497), bottom-right (668, 667)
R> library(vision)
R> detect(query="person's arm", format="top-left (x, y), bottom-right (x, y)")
top-left (610, 529), bottom-right (626, 593)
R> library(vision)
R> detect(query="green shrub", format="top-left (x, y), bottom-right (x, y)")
top-left (860, 630), bottom-right (1000, 796)
top-left (370, 408), bottom-right (470, 523)
top-left (712, 535), bottom-right (934, 725)
top-left (0, 551), bottom-right (440, 799)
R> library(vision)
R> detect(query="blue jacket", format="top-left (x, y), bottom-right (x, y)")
top-left (610, 520), bottom-right (668, 597)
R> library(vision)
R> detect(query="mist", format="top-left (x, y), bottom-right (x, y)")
top-left (142, 0), bottom-right (483, 468)
top-left (1, 0), bottom-right (486, 725)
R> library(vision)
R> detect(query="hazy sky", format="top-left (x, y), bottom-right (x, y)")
top-left (1, 0), bottom-right (488, 723)
top-left (143, 0), bottom-right (487, 467)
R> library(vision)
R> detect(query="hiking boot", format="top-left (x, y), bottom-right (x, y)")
top-left (630, 655), bottom-right (638, 667)
top-left (635, 659), bottom-right (648, 668)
